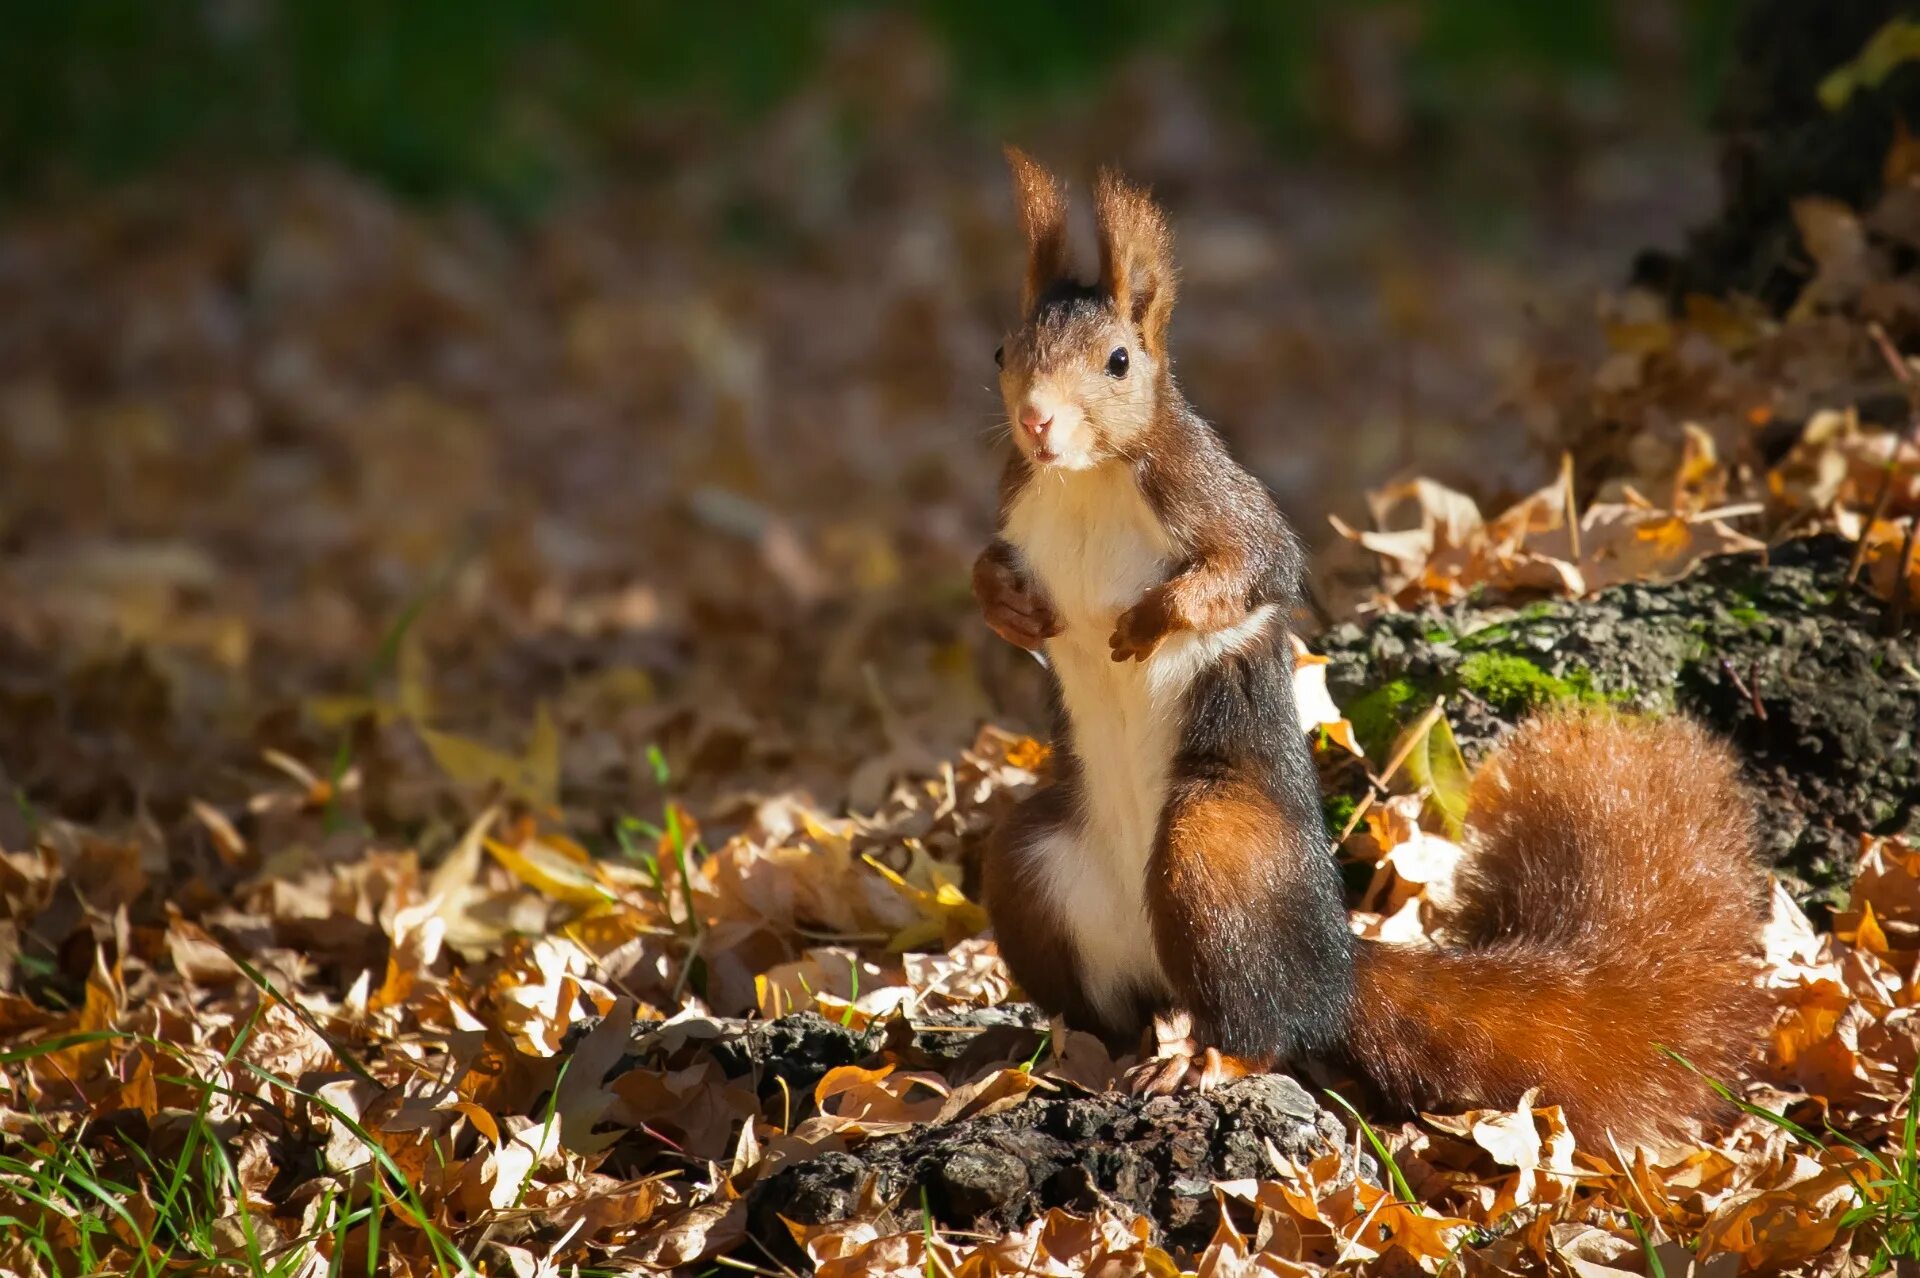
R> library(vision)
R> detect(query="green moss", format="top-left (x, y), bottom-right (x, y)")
top-left (1560, 665), bottom-right (1604, 700)
top-left (1454, 652), bottom-right (1605, 715)
top-left (1344, 646), bottom-right (1626, 757)
top-left (1726, 605), bottom-right (1767, 626)
top-left (1345, 677), bottom-right (1433, 756)
top-left (1322, 792), bottom-right (1359, 837)
top-left (1456, 621), bottom-right (1512, 650)
top-left (1423, 625), bottom-right (1456, 643)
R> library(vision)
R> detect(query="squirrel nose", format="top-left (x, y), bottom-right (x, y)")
top-left (1019, 405), bottom-right (1053, 441)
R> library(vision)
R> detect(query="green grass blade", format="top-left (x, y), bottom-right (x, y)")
top-left (1323, 1088), bottom-right (1420, 1206)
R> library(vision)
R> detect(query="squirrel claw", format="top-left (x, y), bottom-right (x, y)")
top-left (1107, 627), bottom-right (1159, 663)
top-left (1123, 1046), bottom-right (1248, 1097)
top-left (986, 599), bottom-right (1059, 652)
top-left (974, 557), bottom-right (1061, 652)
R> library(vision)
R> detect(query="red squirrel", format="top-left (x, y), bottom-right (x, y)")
top-left (972, 147), bottom-right (1771, 1143)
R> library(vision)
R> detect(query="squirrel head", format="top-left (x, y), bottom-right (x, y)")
top-left (997, 147), bottom-right (1178, 471)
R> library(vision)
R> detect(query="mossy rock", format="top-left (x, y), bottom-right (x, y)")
top-left (1317, 536), bottom-right (1920, 910)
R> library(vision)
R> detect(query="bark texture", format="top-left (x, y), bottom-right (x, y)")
top-left (1637, 0), bottom-right (1920, 310)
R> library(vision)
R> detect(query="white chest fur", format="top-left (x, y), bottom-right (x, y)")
top-left (1001, 464), bottom-right (1275, 1020)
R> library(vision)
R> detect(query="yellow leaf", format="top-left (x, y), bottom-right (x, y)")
top-left (1633, 514), bottom-right (1693, 557)
top-left (1819, 17), bottom-right (1920, 111)
top-left (1603, 319), bottom-right (1676, 355)
top-left (304, 693), bottom-right (392, 730)
top-left (885, 918), bottom-right (948, 952)
top-left (565, 665), bottom-right (655, 710)
top-left (862, 852), bottom-right (990, 951)
top-left (1397, 712), bottom-right (1470, 840)
top-left (396, 631), bottom-right (435, 722)
top-left (1682, 293), bottom-right (1767, 353)
top-left (50, 955), bottom-right (121, 1085)
top-left (305, 633), bottom-right (435, 730)
top-left (448, 1101), bottom-right (500, 1147)
top-left (1003, 735), bottom-right (1051, 771)
top-left (1841, 898), bottom-right (1890, 956)
top-left (421, 702), bottom-right (559, 808)
top-left (1141, 1248), bottom-right (1183, 1278)
top-left (814, 1062), bottom-right (895, 1110)
top-left (424, 730), bottom-right (527, 797)
top-left (525, 703), bottom-right (559, 805)
top-left (486, 835), bottom-right (611, 904)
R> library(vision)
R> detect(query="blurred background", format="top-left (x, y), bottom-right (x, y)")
top-left (0, 1), bottom-right (1758, 828)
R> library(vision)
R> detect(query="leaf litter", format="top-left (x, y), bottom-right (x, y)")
top-left (5, 53), bottom-right (1920, 1278)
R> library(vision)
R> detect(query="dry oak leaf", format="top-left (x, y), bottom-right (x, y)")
top-left (1692, 1152), bottom-right (1865, 1271)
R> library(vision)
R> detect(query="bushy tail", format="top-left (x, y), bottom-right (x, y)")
top-left (1347, 712), bottom-right (1773, 1144)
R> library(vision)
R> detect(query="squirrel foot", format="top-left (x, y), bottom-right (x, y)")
top-left (1123, 1044), bottom-right (1254, 1098)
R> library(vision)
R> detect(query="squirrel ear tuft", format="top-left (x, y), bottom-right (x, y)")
top-left (1093, 166), bottom-right (1177, 356)
top-left (1005, 145), bottom-right (1069, 316)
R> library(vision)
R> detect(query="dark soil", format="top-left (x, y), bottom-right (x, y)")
top-left (1318, 536), bottom-right (1920, 909)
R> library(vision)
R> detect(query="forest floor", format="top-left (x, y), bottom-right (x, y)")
top-left (3, 44), bottom-right (1920, 1278)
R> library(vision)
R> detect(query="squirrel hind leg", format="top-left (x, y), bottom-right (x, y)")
top-left (981, 786), bottom-right (1149, 1048)
top-left (1148, 771), bottom-right (1355, 1063)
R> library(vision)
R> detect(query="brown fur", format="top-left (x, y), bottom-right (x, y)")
top-left (1108, 543), bottom-right (1269, 661)
top-left (1131, 422), bottom-right (1307, 631)
top-left (1005, 146), bottom-right (1069, 316)
top-left (1348, 712), bottom-right (1771, 1144)
top-left (1150, 777), bottom-right (1310, 1061)
top-left (1093, 167), bottom-right (1177, 356)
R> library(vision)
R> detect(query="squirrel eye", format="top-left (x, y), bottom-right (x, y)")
top-left (1106, 346), bottom-right (1129, 378)
top-left (994, 344), bottom-right (1005, 369)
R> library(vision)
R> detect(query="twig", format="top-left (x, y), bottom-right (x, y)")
top-left (1336, 790), bottom-right (1377, 845)
top-left (1374, 697), bottom-right (1447, 793)
top-left (1561, 452), bottom-right (1582, 563)
top-left (1847, 324), bottom-right (1920, 596)
top-left (1719, 657), bottom-right (1768, 721)
top-left (1890, 518), bottom-right (1918, 635)
top-left (1334, 696), bottom-right (1447, 850)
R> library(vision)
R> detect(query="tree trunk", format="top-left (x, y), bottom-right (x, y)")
top-left (1636, 0), bottom-right (1920, 310)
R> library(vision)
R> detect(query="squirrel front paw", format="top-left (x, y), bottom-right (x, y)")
top-left (1109, 586), bottom-right (1178, 662)
top-left (973, 553), bottom-right (1061, 651)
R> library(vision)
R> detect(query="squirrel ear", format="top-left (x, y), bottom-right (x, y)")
top-left (1005, 145), bottom-right (1069, 315)
top-left (1094, 167), bottom-right (1177, 357)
